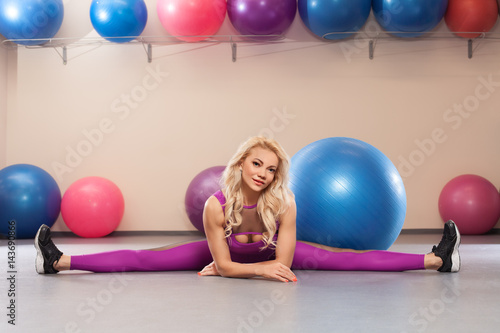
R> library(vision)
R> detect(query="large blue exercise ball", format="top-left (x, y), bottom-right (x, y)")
top-left (0, 0), bottom-right (64, 45)
top-left (298, 0), bottom-right (371, 40)
top-left (372, 0), bottom-right (448, 38)
top-left (0, 164), bottom-right (61, 239)
top-left (90, 0), bottom-right (148, 43)
top-left (290, 137), bottom-right (407, 250)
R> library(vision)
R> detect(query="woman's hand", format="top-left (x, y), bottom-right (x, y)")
top-left (256, 262), bottom-right (297, 283)
top-left (198, 261), bottom-right (220, 277)
top-left (198, 260), bottom-right (297, 283)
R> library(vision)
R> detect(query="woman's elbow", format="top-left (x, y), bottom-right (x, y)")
top-left (214, 262), bottom-right (232, 278)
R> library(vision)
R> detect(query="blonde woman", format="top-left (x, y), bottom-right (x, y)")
top-left (35, 137), bottom-right (460, 282)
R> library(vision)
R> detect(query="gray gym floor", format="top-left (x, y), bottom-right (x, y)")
top-left (1, 232), bottom-right (499, 333)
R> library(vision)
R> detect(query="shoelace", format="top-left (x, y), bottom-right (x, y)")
top-left (434, 225), bottom-right (454, 255)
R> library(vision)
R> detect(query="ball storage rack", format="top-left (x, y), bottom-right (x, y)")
top-left (0, 34), bottom-right (285, 65)
top-left (1, 30), bottom-right (498, 65)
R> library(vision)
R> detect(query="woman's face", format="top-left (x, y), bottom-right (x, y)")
top-left (240, 147), bottom-right (279, 193)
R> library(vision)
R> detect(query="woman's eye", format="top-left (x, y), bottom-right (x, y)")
top-left (269, 168), bottom-right (276, 173)
top-left (253, 162), bottom-right (260, 167)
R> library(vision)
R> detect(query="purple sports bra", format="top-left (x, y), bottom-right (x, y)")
top-left (213, 190), bottom-right (278, 264)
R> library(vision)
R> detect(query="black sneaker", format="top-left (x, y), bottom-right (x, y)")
top-left (432, 220), bottom-right (461, 273)
top-left (34, 224), bottom-right (63, 274)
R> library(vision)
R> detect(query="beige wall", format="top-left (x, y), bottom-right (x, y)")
top-left (5, 3), bottom-right (500, 231)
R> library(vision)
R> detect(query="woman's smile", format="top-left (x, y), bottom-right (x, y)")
top-left (252, 178), bottom-right (265, 186)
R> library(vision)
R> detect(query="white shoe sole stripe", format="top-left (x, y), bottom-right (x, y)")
top-left (451, 225), bottom-right (461, 272)
top-left (34, 227), bottom-right (45, 274)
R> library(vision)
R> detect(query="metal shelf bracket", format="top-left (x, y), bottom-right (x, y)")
top-left (231, 39), bottom-right (237, 62)
top-left (369, 38), bottom-right (377, 60)
top-left (53, 46), bottom-right (67, 65)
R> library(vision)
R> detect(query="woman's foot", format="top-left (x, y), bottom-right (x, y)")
top-left (431, 220), bottom-right (461, 272)
top-left (34, 224), bottom-right (63, 274)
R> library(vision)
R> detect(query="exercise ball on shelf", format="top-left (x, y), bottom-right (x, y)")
top-left (0, 0), bottom-right (64, 45)
top-left (0, 164), bottom-right (61, 239)
top-left (445, 0), bottom-right (498, 38)
top-left (61, 177), bottom-right (125, 238)
top-left (185, 166), bottom-right (225, 234)
top-left (227, 0), bottom-right (296, 38)
top-left (157, 0), bottom-right (227, 42)
top-left (89, 0), bottom-right (148, 43)
top-left (298, 0), bottom-right (371, 40)
top-left (372, 0), bottom-right (448, 38)
top-left (289, 137), bottom-right (407, 251)
top-left (439, 174), bottom-right (500, 235)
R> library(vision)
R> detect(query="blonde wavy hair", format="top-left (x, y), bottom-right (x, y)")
top-left (220, 136), bottom-right (293, 249)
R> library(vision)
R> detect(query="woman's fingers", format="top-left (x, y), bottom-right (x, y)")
top-left (198, 262), bottom-right (213, 276)
top-left (198, 261), bottom-right (220, 276)
top-left (268, 263), bottom-right (297, 283)
top-left (278, 264), bottom-right (297, 282)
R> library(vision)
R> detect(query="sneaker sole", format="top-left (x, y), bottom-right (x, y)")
top-left (450, 223), bottom-right (461, 272)
top-left (34, 225), bottom-right (46, 274)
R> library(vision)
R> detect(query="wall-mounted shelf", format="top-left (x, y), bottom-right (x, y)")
top-left (322, 31), bottom-right (495, 60)
top-left (0, 35), bottom-right (285, 65)
top-left (1, 31), bottom-right (498, 64)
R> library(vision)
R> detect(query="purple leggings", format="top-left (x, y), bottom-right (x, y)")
top-left (70, 240), bottom-right (425, 273)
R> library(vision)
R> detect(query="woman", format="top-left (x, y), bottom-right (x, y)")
top-left (35, 136), bottom-right (461, 282)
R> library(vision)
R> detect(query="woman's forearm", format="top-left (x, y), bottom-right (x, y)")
top-left (217, 260), bottom-right (296, 282)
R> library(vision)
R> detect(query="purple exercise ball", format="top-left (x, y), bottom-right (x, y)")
top-left (227, 0), bottom-right (297, 37)
top-left (185, 166), bottom-right (225, 233)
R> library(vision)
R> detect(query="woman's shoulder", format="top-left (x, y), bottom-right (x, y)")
top-left (278, 192), bottom-right (296, 220)
top-left (212, 190), bottom-right (226, 205)
top-left (203, 194), bottom-right (225, 228)
top-left (204, 194), bottom-right (225, 217)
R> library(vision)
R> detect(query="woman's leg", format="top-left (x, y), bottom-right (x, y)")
top-left (291, 241), bottom-right (427, 272)
top-left (67, 240), bottom-right (213, 273)
top-left (291, 220), bottom-right (461, 272)
top-left (35, 224), bottom-right (213, 274)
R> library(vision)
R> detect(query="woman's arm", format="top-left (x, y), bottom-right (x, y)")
top-left (274, 196), bottom-right (297, 268)
top-left (201, 195), bottom-right (297, 282)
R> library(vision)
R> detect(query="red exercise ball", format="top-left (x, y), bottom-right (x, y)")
top-left (445, 0), bottom-right (499, 38)
top-left (439, 174), bottom-right (500, 235)
top-left (61, 177), bottom-right (125, 238)
top-left (157, 0), bottom-right (227, 42)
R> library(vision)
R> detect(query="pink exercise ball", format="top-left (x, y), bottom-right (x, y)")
top-left (61, 177), bottom-right (125, 238)
top-left (156, 0), bottom-right (227, 42)
top-left (439, 174), bottom-right (500, 235)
